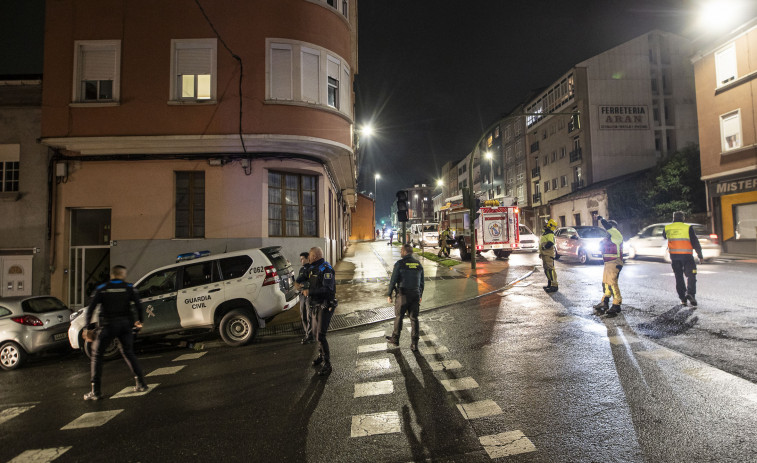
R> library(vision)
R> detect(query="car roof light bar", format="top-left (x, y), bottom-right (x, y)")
top-left (176, 250), bottom-right (211, 262)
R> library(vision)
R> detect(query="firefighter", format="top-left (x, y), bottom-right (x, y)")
top-left (539, 219), bottom-right (558, 293)
top-left (662, 211), bottom-right (704, 306)
top-left (438, 226), bottom-right (451, 258)
top-left (594, 217), bottom-right (624, 316)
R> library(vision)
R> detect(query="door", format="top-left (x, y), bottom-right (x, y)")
top-left (69, 209), bottom-right (112, 309)
top-left (177, 260), bottom-right (223, 328)
top-left (135, 268), bottom-right (180, 334)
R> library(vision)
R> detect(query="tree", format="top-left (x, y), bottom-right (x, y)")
top-left (645, 145), bottom-right (706, 220)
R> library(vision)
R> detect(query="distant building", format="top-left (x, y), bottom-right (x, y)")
top-left (406, 183), bottom-right (434, 224)
top-left (349, 193), bottom-right (375, 242)
top-left (692, 18), bottom-right (757, 255)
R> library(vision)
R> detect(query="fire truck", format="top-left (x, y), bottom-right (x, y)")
top-left (439, 196), bottom-right (520, 260)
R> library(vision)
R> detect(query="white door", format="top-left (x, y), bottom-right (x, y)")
top-left (0, 256), bottom-right (33, 297)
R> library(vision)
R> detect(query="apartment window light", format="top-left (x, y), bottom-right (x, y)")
top-left (720, 110), bottom-right (742, 152)
top-left (171, 39), bottom-right (217, 102)
top-left (715, 43), bottom-right (737, 87)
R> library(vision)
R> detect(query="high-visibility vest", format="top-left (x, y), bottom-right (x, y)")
top-left (602, 228), bottom-right (624, 262)
top-left (665, 222), bottom-right (693, 255)
top-left (540, 231), bottom-right (555, 257)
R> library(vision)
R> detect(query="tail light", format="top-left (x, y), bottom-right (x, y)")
top-left (12, 315), bottom-right (44, 326)
top-left (476, 245), bottom-right (483, 250)
top-left (709, 233), bottom-right (719, 244)
top-left (262, 265), bottom-right (280, 286)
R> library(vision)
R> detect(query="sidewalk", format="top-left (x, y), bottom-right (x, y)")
top-left (262, 240), bottom-right (533, 336)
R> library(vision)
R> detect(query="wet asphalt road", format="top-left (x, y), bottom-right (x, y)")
top-left (1, 253), bottom-right (756, 462)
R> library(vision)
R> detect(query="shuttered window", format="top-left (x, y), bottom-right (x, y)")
top-left (301, 48), bottom-right (320, 103)
top-left (175, 172), bottom-right (205, 238)
top-left (171, 39), bottom-right (217, 101)
top-left (270, 44), bottom-right (293, 100)
top-left (73, 41), bottom-right (120, 102)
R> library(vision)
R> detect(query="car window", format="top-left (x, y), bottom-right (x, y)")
top-left (519, 226), bottom-right (532, 235)
top-left (640, 226), bottom-right (654, 237)
top-left (691, 224), bottom-right (707, 235)
top-left (423, 224), bottom-right (438, 232)
top-left (219, 255), bottom-right (253, 280)
top-left (0, 306), bottom-right (11, 317)
top-left (182, 261), bottom-right (219, 289)
top-left (576, 227), bottom-right (607, 239)
top-left (564, 228), bottom-right (576, 236)
top-left (21, 297), bottom-right (68, 314)
top-left (137, 269), bottom-right (178, 298)
top-left (652, 226), bottom-right (665, 237)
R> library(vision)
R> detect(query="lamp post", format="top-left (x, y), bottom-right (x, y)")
top-left (374, 173), bottom-right (380, 240)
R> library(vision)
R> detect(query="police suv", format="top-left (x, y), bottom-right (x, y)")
top-left (68, 247), bottom-right (298, 357)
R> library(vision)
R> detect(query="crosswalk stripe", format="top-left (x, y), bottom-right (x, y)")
top-left (146, 365), bottom-right (185, 376)
top-left (456, 400), bottom-right (503, 420)
top-left (0, 405), bottom-right (36, 425)
top-left (427, 360), bottom-right (462, 372)
top-left (419, 334), bottom-right (438, 342)
top-left (354, 380), bottom-right (394, 398)
top-left (479, 430), bottom-right (537, 458)
top-left (173, 352), bottom-right (206, 362)
top-left (110, 384), bottom-right (159, 399)
top-left (350, 411), bottom-right (401, 437)
top-left (8, 447), bottom-right (72, 463)
top-left (419, 345), bottom-right (448, 355)
top-left (359, 329), bottom-right (387, 340)
top-left (357, 343), bottom-right (388, 354)
top-left (356, 358), bottom-right (391, 371)
top-left (61, 410), bottom-right (123, 430)
top-left (440, 377), bottom-right (479, 392)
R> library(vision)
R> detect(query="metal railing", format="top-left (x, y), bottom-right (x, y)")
top-left (569, 147), bottom-right (582, 163)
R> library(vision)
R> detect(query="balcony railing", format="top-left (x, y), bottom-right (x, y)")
top-left (569, 147), bottom-right (582, 163)
top-left (571, 180), bottom-right (585, 191)
top-left (530, 141), bottom-right (539, 153)
top-left (532, 193), bottom-right (541, 203)
top-left (531, 167), bottom-right (540, 178)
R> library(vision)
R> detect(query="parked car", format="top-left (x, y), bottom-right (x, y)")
top-left (554, 226), bottom-right (628, 264)
top-left (68, 247), bottom-right (299, 359)
top-left (0, 296), bottom-right (73, 371)
top-left (410, 223), bottom-right (439, 247)
top-left (626, 223), bottom-right (721, 262)
top-left (515, 225), bottom-right (539, 252)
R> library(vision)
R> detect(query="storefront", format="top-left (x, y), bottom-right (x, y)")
top-left (708, 173), bottom-right (757, 256)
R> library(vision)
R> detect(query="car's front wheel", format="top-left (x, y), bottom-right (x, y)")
top-left (0, 341), bottom-right (27, 371)
top-left (83, 337), bottom-right (121, 360)
top-left (219, 309), bottom-right (258, 347)
top-left (578, 248), bottom-right (588, 264)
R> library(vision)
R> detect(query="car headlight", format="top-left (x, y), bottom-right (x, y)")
top-left (70, 308), bottom-right (85, 322)
top-left (587, 242), bottom-right (601, 253)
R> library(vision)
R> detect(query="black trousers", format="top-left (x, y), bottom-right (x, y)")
top-left (671, 256), bottom-right (697, 300)
top-left (91, 317), bottom-right (143, 386)
top-left (392, 289), bottom-right (420, 341)
top-left (313, 303), bottom-right (334, 363)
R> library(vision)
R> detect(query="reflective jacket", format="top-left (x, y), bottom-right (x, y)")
top-left (539, 230), bottom-right (556, 258)
top-left (663, 222), bottom-right (700, 257)
top-left (602, 228), bottom-right (624, 262)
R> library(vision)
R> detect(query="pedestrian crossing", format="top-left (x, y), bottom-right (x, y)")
top-left (350, 322), bottom-right (538, 459)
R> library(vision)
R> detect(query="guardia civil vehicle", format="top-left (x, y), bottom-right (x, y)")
top-left (68, 247), bottom-right (299, 358)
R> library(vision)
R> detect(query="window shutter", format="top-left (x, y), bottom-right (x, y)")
top-left (82, 49), bottom-right (116, 81)
top-left (301, 49), bottom-right (320, 103)
top-left (177, 48), bottom-right (212, 75)
top-left (271, 46), bottom-right (292, 100)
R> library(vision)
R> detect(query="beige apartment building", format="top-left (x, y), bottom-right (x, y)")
top-left (40, 0), bottom-right (358, 307)
top-left (692, 18), bottom-right (757, 256)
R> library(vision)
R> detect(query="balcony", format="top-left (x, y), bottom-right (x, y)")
top-left (569, 147), bottom-right (582, 163)
top-left (532, 193), bottom-right (541, 204)
top-left (571, 180), bottom-right (585, 192)
top-left (531, 167), bottom-right (540, 178)
top-left (530, 141), bottom-right (539, 153)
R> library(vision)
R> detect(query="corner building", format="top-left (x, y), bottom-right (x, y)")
top-left (41, 0), bottom-right (358, 307)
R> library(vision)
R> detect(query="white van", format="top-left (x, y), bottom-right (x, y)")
top-left (410, 223), bottom-right (439, 247)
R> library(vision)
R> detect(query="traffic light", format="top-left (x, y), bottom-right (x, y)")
top-left (396, 190), bottom-right (409, 222)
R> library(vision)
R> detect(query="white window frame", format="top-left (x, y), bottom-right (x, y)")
top-left (0, 144), bottom-right (20, 193)
top-left (715, 43), bottom-right (737, 87)
top-left (72, 40), bottom-right (121, 104)
top-left (720, 109), bottom-right (742, 152)
top-left (169, 38), bottom-right (218, 103)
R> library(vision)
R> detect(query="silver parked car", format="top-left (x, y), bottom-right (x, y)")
top-left (626, 223), bottom-right (721, 262)
top-left (0, 296), bottom-right (73, 371)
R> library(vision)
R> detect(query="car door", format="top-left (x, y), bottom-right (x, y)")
top-left (135, 268), bottom-right (180, 334)
top-left (648, 225), bottom-right (667, 257)
top-left (177, 260), bottom-right (222, 328)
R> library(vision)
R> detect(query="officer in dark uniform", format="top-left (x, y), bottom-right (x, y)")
top-left (385, 244), bottom-right (425, 352)
top-left (83, 265), bottom-right (147, 400)
top-left (304, 247), bottom-right (337, 376)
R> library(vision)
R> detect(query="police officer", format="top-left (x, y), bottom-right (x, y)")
top-left (385, 244), bottom-right (425, 352)
top-left (540, 219), bottom-right (559, 293)
top-left (295, 251), bottom-right (313, 344)
top-left (304, 247), bottom-right (337, 376)
top-left (438, 226), bottom-right (451, 258)
top-left (663, 211), bottom-right (704, 306)
top-left (83, 265), bottom-right (147, 400)
top-left (594, 217), bottom-right (624, 316)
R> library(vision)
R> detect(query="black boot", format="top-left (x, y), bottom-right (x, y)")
top-left (318, 362), bottom-right (332, 376)
top-left (410, 339), bottom-right (418, 352)
top-left (83, 382), bottom-right (102, 401)
top-left (134, 376), bottom-right (148, 393)
top-left (593, 297), bottom-right (609, 314)
top-left (605, 304), bottom-right (621, 316)
top-left (385, 335), bottom-right (399, 346)
top-left (312, 356), bottom-right (324, 367)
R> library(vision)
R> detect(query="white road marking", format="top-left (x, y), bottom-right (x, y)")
top-left (356, 358), bottom-right (391, 371)
top-left (110, 384), bottom-right (159, 399)
top-left (427, 360), bottom-right (463, 372)
top-left (457, 400), bottom-right (503, 420)
top-left (354, 380), bottom-right (394, 398)
top-left (440, 377), bottom-right (479, 392)
top-left (744, 393), bottom-right (757, 404)
top-left (556, 315), bottom-right (580, 323)
top-left (636, 349), bottom-right (682, 361)
top-left (8, 447), bottom-right (72, 463)
top-left (419, 345), bottom-right (449, 355)
top-left (359, 330), bottom-right (387, 340)
top-left (608, 334), bottom-right (640, 345)
top-left (0, 405), bottom-right (35, 425)
top-left (350, 411), bottom-right (401, 437)
top-left (479, 430), bottom-right (537, 458)
top-left (357, 343), bottom-right (388, 354)
top-left (61, 410), bottom-right (123, 430)
top-left (146, 365), bottom-right (185, 376)
top-left (419, 334), bottom-right (438, 342)
top-left (173, 352), bottom-right (207, 361)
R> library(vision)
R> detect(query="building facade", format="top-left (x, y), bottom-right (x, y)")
top-left (40, 0), bottom-right (358, 307)
top-left (406, 183), bottom-right (434, 224)
top-left (692, 18), bottom-right (757, 255)
top-left (349, 193), bottom-right (375, 242)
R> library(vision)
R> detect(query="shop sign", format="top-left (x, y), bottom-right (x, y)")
top-left (712, 176), bottom-right (757, 197)
top-left (598, 105), bottom-right (649, 130)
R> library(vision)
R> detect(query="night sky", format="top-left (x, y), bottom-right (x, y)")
top-left (1, 0), bottom-right (754, 220)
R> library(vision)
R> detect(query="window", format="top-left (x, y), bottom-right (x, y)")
top-left (175, 172), bottom-right (205, 238)
top-left (560, 175), bottom-right (567, 188)
top-left (715, 44), bottom-right (737, 86)
top-left (559, 215), bottom-right (566, 227)
top-left (72, 40), bottom-right (120, 103)
top-left (137, 269), bottom-right (178, 298)
top-left (267, 39), bottom-right (351, 118)
top-left (551, 151), bottom-right (556, 162)
top-left (182, 261), bottom-right (218, 288)
top-left (544, 181), bottom-right (550, 192)
top-left (268, 171), bottom-right (318, 237)
top-left (496, 186), bottom-right (502, 195)
top-left (560, 147), bottom-right (566, 159)
top-left (574, 213), bottom-right (581, 226)
top-left (552, 178), bottom-right (558, 190)
top-left (219, 256), bottom-right (252, 280)
top-left (171, 39), bottom-right (217, 102)
top-left (720, 110), bottom-right (742, 151)
top-left (0, 144), bottom-right (20, 193)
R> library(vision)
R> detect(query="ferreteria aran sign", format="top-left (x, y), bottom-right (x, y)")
top-left (598, 105), bottom-right (649, 130)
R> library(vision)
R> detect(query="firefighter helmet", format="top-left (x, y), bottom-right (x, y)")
top-left (545, 219), bottom-right (558, 231)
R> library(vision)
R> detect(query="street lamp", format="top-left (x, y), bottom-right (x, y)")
top-left (374, 173), bottom-right (380, 240)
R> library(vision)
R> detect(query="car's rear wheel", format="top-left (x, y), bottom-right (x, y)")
top-left (219, 309), bottom-right (258, 347)
top-left (578, 248), bottom-right (588, 264)
top-left (458, 242), bottom-right (470, 261)
top-left (83, 337), bottom-right (121, 360)
top-left (0, 341), bottom-right (27, 371)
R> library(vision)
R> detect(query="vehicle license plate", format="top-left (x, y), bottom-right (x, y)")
top-left (54, 332), bottom-right (68, 341)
